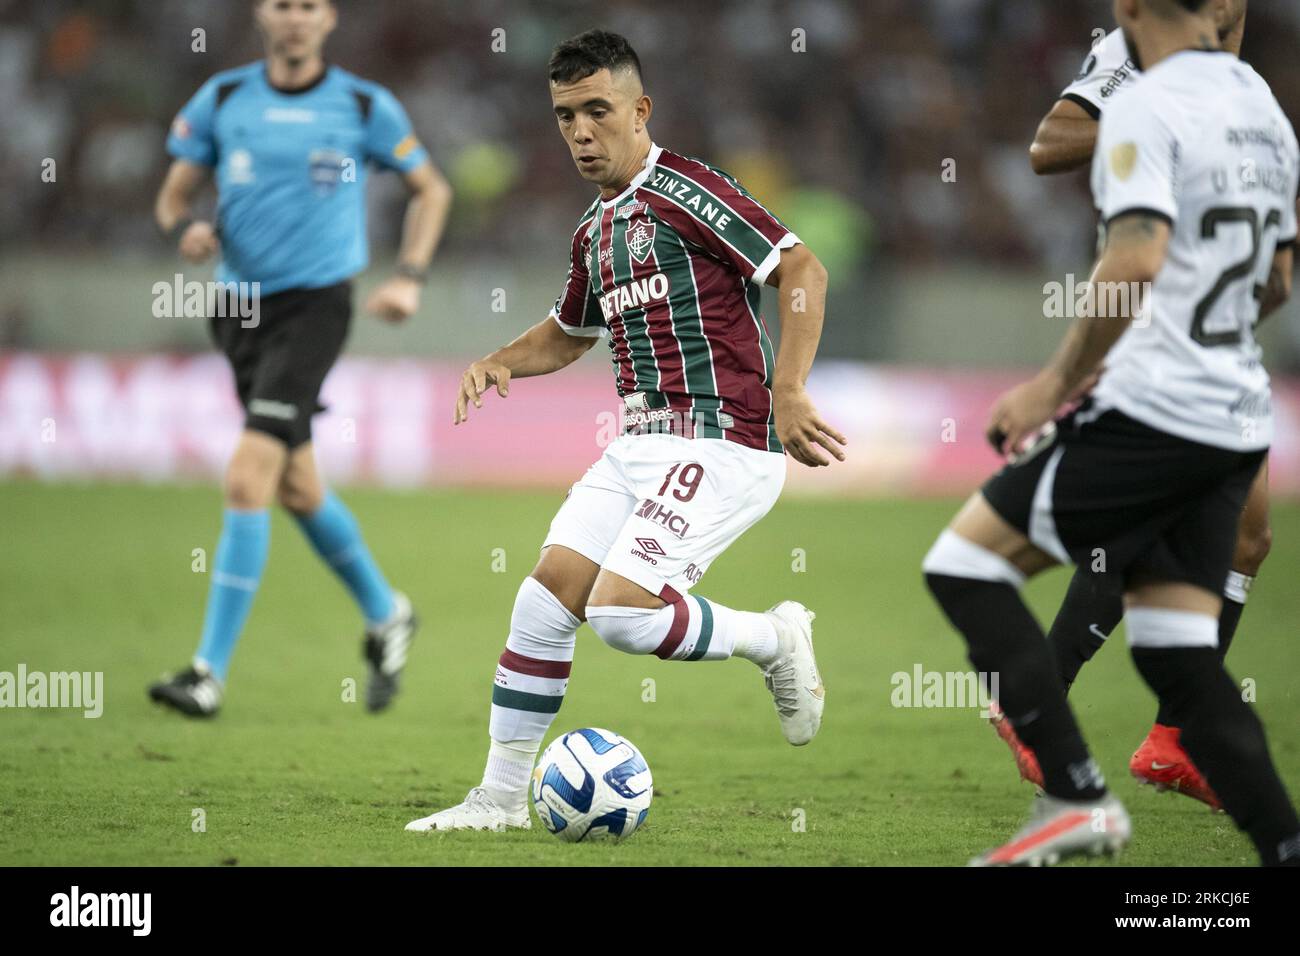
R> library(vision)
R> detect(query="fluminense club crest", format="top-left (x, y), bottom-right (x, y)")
top-left (625, 218), bottom-right (656, 264)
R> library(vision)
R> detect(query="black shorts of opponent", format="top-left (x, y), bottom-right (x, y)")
top-left (981, 403), bottom-right (1265, 595)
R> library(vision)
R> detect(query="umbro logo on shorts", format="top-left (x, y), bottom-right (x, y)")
top-left (634, 537), bottom-right (666, 557)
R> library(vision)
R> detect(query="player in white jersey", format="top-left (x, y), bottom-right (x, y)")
top-left (923, 0), bottom-right (1300, 866)
top-left (991, 0), bottom-right (1272, 812)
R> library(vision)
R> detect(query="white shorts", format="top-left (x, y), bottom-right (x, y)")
top-left (542, 434), bottom-right (787, 600)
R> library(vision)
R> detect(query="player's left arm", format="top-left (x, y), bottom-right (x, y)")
top-left (365, 160), bottom-right (454, 322)
top-left (766, 244), bottom-right (847, 467)
top-left (359, 85), bottom-right (453, 322)
top-left (988, 212), bottom-right (1169, 454)
top-left (1029, 97), bottom-right (1099, 176)
top-left (1257, 190), bottom-right (1299, 323)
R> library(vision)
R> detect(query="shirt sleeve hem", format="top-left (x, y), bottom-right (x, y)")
top-left (750, 232), bottom-right (802, 286)
top-left (1104, 206), bottom-right (1175, 229)
top-left (550, 311), bottom-right (607, 338)
top-left (1061, 92), bottom-right (1102, 121)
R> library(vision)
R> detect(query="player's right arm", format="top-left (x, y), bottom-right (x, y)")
top-left (453, 317), bottom-right (598, 425)
top-left (1029, 97), bottom-right (1098, 176)
top-left (454, 213), bottom-right (604, 424)
top-left (1030, 30), bottom-right (1136, 176)
top-left (155, 159), bottom-right (218, 263)
top-left (158, 77), bottom-right (223, 263)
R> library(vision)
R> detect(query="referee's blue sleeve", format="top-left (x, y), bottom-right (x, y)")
top-left (366, 87), bottom-right (428, 173)
top-left (166, 79), bottom-right (219, 167)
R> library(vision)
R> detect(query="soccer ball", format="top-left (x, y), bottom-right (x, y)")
top-left (531, 727), bottom-right (653, 842)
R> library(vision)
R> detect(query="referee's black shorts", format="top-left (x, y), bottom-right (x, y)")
top-left (209, 281), bottom-right (352, 449)
top-left (981, 403), bottom-right (1265, 595)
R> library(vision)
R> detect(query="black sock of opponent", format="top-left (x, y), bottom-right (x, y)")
top-left (1153, 597), bottom-right (1246, 727)
top-left (1133, 646), bottom-right (1300, 866)
top-left (1045, 567), bottom-right (1124, 693)
top-left (926, 573), bottom-right (1106, 802)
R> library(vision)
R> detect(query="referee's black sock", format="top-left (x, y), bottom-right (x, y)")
top-left (925, 573), bottom-right (1106, 803)
top-left (1044, 567), bottom-right (1124, 693)
top-left (1153, 596), bottom-right (1245, 727)
top-left (1133, 646), bottom-right (1300, 866)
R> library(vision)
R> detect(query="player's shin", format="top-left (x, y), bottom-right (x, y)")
top-left (1044, 567), bottom-right (1124, 692)
top-left (1129, 612), bottom-right (1300, 866)
top-left (293, 490), bottom-right (395, 625)
top-left (194, 508), bottom-right (271, 682)
top-left (1152, 572), bottom-right (1251, 728)
top-left (585, 596), bottom-right (777, 663)
top-left (484, 576), bottom-right (579, 814)
top-left (923, 531), bottom-right (1106, 802)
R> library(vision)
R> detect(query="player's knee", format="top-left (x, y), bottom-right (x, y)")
top-left (223, 463), bottom-right (276, 510)
top-left (585, 606), bottom-right (664, 656)
top-left (1232, 523), bottom-right (1271, 577)
top-left (529, 551), bottom-right (597, 621)
top-left (277, 474), bottom-right (323, 515)
top-left (922, 530), bottom-right (1027, 590)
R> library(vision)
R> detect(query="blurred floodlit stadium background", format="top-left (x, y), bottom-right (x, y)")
top-left (3, 0), bottom-right (1300, 493)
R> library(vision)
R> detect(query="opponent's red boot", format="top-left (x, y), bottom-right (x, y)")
top-left (1129, 723), bottom-right (1222, 812)
top-left (988, 700), bottom-right (1044, 789)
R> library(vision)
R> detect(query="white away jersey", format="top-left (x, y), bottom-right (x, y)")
top-left (1090, 51), bottom-right (1299, 452)
top-left (1060, 29), bottom-right (1139, 119)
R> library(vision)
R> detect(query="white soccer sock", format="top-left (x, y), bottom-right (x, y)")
top-left (481, 738), bottom-right (539, 815)
top-left (585, 596), bottom-right (778, 664)
top-left (731, 613), bottom-right (780, 666)
top-left (482, 577), bottom-right (579, 810)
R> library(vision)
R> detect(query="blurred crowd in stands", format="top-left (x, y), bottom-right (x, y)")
top-left (4, 0), bottom-right (1300, 276)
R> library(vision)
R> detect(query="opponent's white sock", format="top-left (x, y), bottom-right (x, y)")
top-left (586, 596), bottom-right (779, 665)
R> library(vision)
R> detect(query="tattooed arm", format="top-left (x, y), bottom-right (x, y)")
top-left (986, 212), bottom-right (1169, 454)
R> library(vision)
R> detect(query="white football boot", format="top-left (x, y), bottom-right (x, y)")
top-left (405, 787), bottom-right (531, 832)
top-left (969, 792), bottom-right (1131, 866)
top-left (761, 601), bottom-right (824, 746)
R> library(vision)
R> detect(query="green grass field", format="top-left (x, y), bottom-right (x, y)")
top-left (1, 480), bottom-right (1296, 866)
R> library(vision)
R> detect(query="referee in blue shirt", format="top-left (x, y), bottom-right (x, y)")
top-left (150, 0), bottom-right (452, 717)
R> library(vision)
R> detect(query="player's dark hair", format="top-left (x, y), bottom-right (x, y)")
top-left (547, 30), bottom-right (642, 86)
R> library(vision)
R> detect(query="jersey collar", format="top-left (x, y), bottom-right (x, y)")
top-left (263, 61), bottom-right (332, 96)
top-left (600, 142), bottom-right (663, 208)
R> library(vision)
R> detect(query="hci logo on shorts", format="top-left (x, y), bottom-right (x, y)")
top-left (636, 498), bottom-right (691, 539)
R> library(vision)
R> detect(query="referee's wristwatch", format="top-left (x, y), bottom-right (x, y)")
top-left (394, 263), bottom-right (429, 284)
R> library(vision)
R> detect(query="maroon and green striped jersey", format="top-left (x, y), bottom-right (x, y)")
top-left (549, 143), bottom-right (798, 453)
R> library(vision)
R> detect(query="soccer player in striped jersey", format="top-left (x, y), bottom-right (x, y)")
top-left (406, 30), bottom-right (844, 833)
top-left (989, 0), bottom-right (1273, 809)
